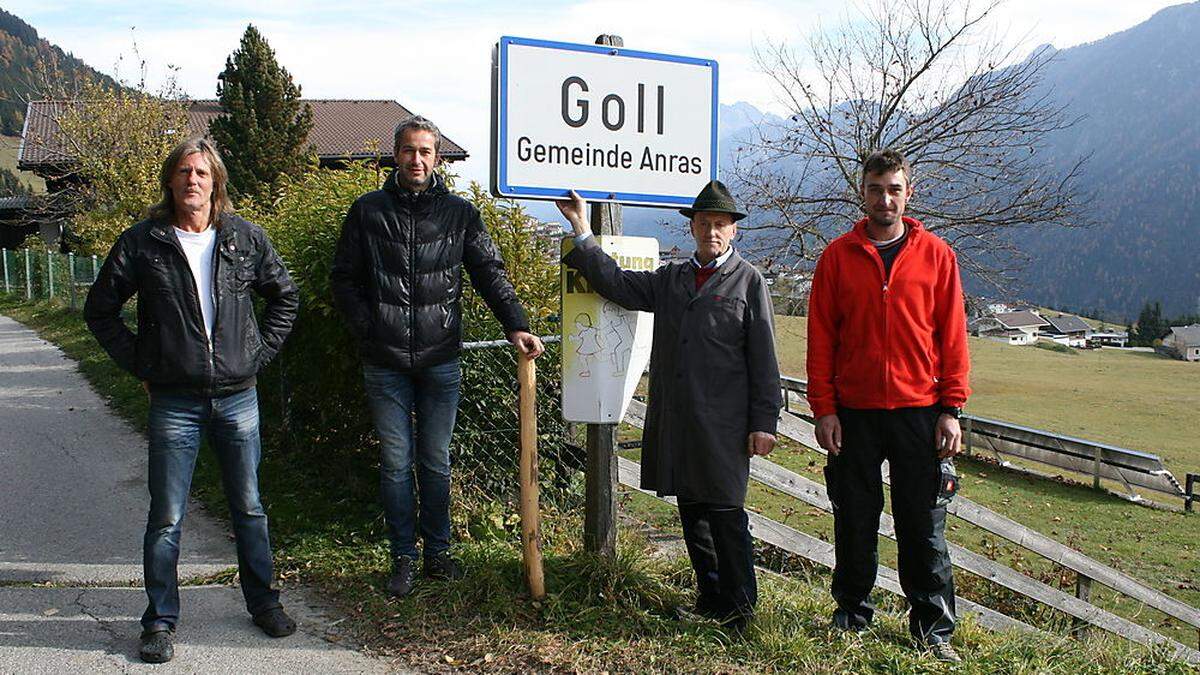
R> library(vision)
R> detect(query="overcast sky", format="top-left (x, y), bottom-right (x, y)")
top-left (7, 0), bottom-right (1189, 184)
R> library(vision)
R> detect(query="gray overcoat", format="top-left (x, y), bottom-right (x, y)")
top-left (564, 237), bottom-right (782, 505)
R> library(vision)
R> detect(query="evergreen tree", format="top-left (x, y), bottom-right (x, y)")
top-left (209, 25), bottom-right (313, 200)
top-left (1133, 301), bottom-right (1166, 346)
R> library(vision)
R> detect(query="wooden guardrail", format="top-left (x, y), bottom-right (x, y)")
top-left (623, 400), bottom-right (1200, 663)
top-left (614, 457), bottom-right (1034, 636)
top-left (778, 376), bottom-right (1188, 504)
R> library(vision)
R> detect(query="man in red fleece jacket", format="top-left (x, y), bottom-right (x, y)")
top-left (806, 149), bottom-right (970, 663)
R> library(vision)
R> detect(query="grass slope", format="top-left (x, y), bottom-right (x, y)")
top-left (2, 296), bottom-right (1194, 672)
top-left (0, 134), bottom-right (45, 193)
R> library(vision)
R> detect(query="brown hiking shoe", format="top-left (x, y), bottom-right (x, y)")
top-left (930, 642), bottom-right (962, 663)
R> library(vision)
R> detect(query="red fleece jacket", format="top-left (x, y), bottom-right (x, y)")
top-left (805, 216), bottom-right (970, 418)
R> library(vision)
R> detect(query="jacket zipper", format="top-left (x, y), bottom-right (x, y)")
top-left (208, 231), bottom-right (223, 395)
top-left (868, 228), bottom-right (917, 409)
top-left (408, 201), bottom-right (416, 367)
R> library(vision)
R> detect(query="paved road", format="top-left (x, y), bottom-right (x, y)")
top-left (0, 314), bottom-right (394, 673)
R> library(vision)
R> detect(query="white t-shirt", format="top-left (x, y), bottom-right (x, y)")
top-left (173, 226), bottom-right (217, 341)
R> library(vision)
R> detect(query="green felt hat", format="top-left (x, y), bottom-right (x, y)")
top-left (679, 180), bottom-right (747, 221)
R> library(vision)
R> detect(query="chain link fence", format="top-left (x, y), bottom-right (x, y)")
top-left (1, 248), bottom-right (102, 310)
top-left (455, 336), bottom-right (585, 513)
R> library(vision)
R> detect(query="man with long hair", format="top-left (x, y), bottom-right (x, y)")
top-left (84, 137), bottom-right (300, 663)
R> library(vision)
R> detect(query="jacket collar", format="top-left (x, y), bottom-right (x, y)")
top-left (384, 170), bottom-right (449, 200)
top-left (150, 212), bottom-right (239, 249)
top-left (850, 215), bottom-right (924, 249)
top-left (681, 248), bottom-right (743, 299)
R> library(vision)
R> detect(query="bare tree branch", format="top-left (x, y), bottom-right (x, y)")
top-left (733, 0), bottom-right (1087, 291)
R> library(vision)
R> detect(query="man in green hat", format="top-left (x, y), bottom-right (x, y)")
top-left (557, 180), bottom-right (782, 633)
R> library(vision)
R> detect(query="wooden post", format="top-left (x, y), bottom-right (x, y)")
top-left (46, 251), bottom-right (54, 299)
top-left (1186, 473), bottom-right (1197, 514)
top-left (1072, 574), bottom-right (1093, 638)
top-left (583, 33), bottom-right (624, 559)
top-left (91, 255), bottom-right (98, 281)
top-left (24, 249), bottom-right (31, 300)
top-left (962, 417), bottom-right (973, 456)
top-left (2, 249), bottom-right (9, 294)
top-left (518, 355), bottom-right (546, 599)
top-left (1092, 446), bottom-right (1103, 490)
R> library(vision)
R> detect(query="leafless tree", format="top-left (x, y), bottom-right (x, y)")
top-left (733, 0), bottom-right (1087, 290)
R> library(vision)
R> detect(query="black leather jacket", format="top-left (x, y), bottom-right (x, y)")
top-left (84, 213), bottom-right (299, 397)
top-left (330, 172), bottom-right (529, 371)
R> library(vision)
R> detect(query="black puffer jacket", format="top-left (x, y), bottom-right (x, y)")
top-left (84, 213), bottom-right (299, 397)
top-left (330, 172), bottom-right (529, 371)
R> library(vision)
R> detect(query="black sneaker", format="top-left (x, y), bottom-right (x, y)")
top-left (388, 555), bottom-right (417, 597)
top-left (139, 628), bottom-right (174, 663)
top-left (423, 552), bottom-right (464, 581)
top-left (252, 607), bottom-right (297, 638)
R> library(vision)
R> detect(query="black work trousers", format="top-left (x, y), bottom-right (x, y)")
top-left (825, 405), bottom-right (956, 644)
top-left (677, 500), bottom-right (757, 619)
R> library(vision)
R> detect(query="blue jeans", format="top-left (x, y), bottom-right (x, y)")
top-left (142, 387), bottom-right (281, 632)
top-left (362, 359), bottom-right (461, 560)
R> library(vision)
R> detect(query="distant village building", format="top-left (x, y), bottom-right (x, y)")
top-left (1041, 314), bottom-right (1092, 347)
top-left (1162, 324), bottom-right (1200, 361)
top-left (1089, 331), bottom-right (1130, 348)
top-left (763, 270), bottom-right (812, 317)
top-left (969, 310), bottom-right (1050, 345)
top-left (662, 242), bottom-right (691, 261)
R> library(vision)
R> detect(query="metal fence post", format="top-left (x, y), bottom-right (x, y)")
top-left (91, 255), bottom-right (98, 281)
top-left (47, 251), bottom-right (55, 299)
top-left (2, 249), bottom-right (9, 294)
top-left (24, 249), bottom-right (32, 300)
top-left (67, 253), bottom-right (77, 310)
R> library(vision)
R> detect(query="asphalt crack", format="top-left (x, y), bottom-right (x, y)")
top-left (72, 588), bottom-right (135, 672)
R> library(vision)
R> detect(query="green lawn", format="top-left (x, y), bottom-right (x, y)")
top-left (0, 135), bottom-right (46, 193)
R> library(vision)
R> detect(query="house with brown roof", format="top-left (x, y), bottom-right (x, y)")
top-left (1041, 314), bottom-right (1093, 347)
top-left (18, 99), bottom-right (468, 192)
top-left (969, 310), bottom-right (1051, 346)
top-left (1162, 324), bottom-right (1200, 362)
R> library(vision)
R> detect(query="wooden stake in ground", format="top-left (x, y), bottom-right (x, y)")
top-left (518, 354), bottom-right (546, 599)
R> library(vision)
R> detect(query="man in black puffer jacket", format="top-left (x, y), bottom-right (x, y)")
top-left (84, 137), bottom-right (300, 664)
top-left (331, 116), bottom-right (543, 597)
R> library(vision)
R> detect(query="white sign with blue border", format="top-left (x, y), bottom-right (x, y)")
top-left (491, 36), bottom-right (718, 208)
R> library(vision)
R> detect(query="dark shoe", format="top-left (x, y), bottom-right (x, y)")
top-left (930, 642), bottom-right (962, 663)
top-left (423, 552), bottom-right (464, 581)
top-left (252, 607), bottom-right (297, 638)
top-left (720, 610), bottom-right (753, 636)
top-left (139, 628), bottom-right (174, 663)
top-left (388, 555), bottom-right (417, 597)
top-left (694, 593), bottom-right (729, 620)
top-left (831, 609), bottom-right (870, 632)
